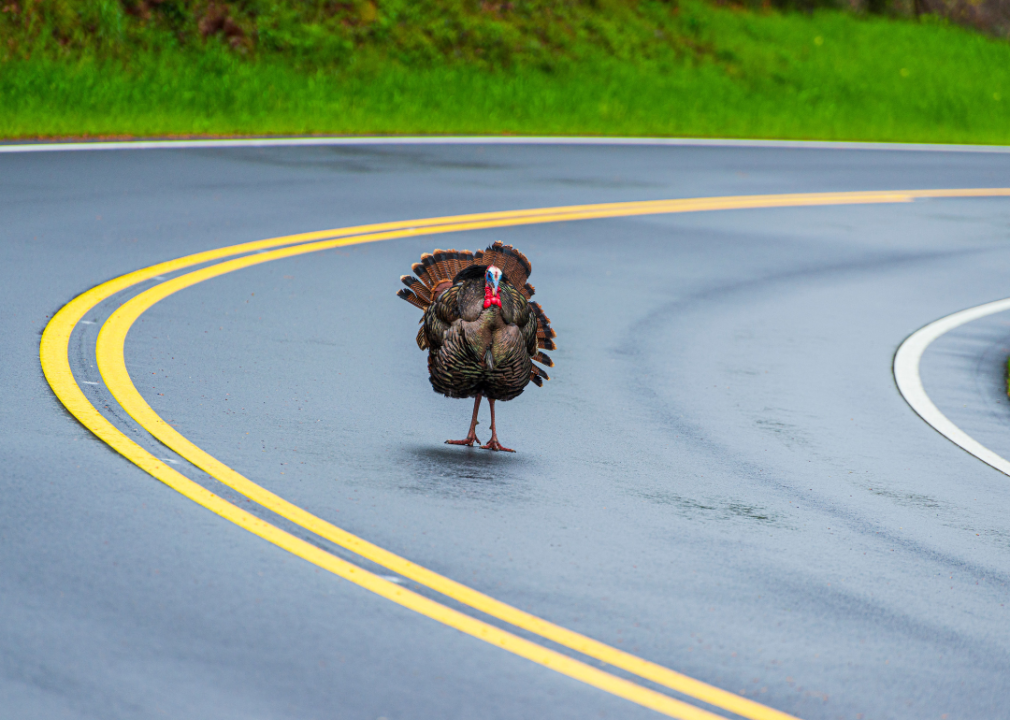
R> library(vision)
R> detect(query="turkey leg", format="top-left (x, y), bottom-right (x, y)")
top-left (481, 399), bottom-right (515, 452)
top-left (445, 394), bottom-right (482, 447)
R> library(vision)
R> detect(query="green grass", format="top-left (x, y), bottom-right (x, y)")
top-left (2, 1), bottom-right (1009, 142)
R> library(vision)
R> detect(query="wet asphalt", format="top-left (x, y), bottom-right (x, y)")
top-left (3, 142), bottom-right (1010, 720)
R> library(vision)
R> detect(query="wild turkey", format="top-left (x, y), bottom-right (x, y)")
top-left (397, 242), bottom-right (556, 452)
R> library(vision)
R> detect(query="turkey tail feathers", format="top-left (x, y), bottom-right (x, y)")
top-left (398, 243), bottom-right (535, 309)
top-left (427, 249), bottom-right (474, 289)
top-left (399, 249), bottom-right (476, 310)
top-left (531, 301), bottom-right (556, 351)
top-left (400, 275), bottom-right (432, 304)
top-left (397, 288), bottom-right (428, 311)
top-left (530, 338), bottom-right (553, 389)
top-left (529, 301), bottom-right (555, 390)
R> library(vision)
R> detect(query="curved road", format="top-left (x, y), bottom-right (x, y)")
top-left (4, 140), bottom-right (1010, 720)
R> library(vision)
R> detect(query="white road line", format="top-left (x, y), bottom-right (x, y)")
top-left (893, 297), bottom-right (1010, 476)
top-left (2, 136), bottom-right (1010, 154)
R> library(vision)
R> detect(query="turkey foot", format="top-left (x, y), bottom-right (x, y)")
top-left (481, 438), bottom-right (514, 453)
top-left (446, 394), bottom-right (482, 447)
top-left (446, 433), bottom-right (480, 447)
top-left (480, 398), bottom-right (515, 452)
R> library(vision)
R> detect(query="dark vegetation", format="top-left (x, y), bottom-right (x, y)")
top-left (1, 0), bottom-right (1008, 141)
top-left (5, 0), bottom-right (1009, 65)
top-left (0, 0), bottom-right (800, 70)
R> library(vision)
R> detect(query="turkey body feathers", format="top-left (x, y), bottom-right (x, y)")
top-left (397, 243), bottom-right (554, 402)
top-left (424, 277), bottom-right (535, 401)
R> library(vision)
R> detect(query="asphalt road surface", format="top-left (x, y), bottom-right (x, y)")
top-left (4, 140), bottom-right (1010, 720)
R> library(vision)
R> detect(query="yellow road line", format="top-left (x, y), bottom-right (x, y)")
top-left (42, 256), bottom-right (728, 720)
top-left (45, 325), bottom-right (725, 720)
top-left (44, 189), bottom-right (1010, 720)
top-left (98, 234), bottom-right (799, 720)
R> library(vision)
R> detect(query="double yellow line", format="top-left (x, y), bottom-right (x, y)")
top-left (41, 189), bottom-right (1010, 719)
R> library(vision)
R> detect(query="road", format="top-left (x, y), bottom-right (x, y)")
top-left (3, 140), bottom-right (1010, 720)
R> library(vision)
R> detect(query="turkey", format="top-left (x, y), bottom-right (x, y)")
top-left (397, 242), bottom-right (556, 452)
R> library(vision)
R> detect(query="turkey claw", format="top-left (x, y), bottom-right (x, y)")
top-left (446, 436), bottom-right (480, 447)
top-left (481, 440), bottom-right (515, 453)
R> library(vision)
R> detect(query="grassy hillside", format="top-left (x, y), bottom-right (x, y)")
top-left (1, 0), bottom-right (1009, 142)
